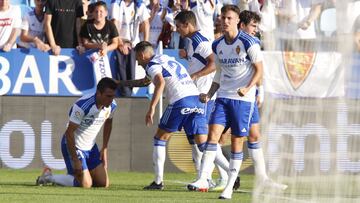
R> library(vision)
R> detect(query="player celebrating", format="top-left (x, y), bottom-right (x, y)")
top-left (187, 5), bottom-right (263, 199)
top-left (118, 41), bottom-right (208, 190)
top-left (36, 77), bottom-right (117, 188)
top-left (174, 10), bottom-right (231, 190)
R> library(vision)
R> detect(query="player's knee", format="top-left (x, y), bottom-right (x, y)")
top-left (248, 133), bottom-right (260, 142)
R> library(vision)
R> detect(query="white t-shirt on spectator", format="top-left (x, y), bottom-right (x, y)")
top-left (190, 0), bottom-right (215, 42)
top-left (19, 9), bottom-right (46, 48)
top-left (110, 0), bottom-right (150, 46)
top-left (147, 5), bottom-right (164, 46)
top-left (0, 5), bottom-right (22, 48)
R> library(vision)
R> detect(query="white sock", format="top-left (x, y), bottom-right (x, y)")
top-left (199, 143), bottom-right (217, 180)
top-left (248, 142), bottom-right (268, 181)
top-left (208, 162), bottom-right (215, 181)
top-left (222, 153), bottom-right (243, 197)
top-left (214, 144), bottom-right (229, 180)
top-left (51, 174), bottom-right (76, 186)
top-left (191, 144), bottom-right (202, 179)
top-left (153, 138), bottom-right (167, 184)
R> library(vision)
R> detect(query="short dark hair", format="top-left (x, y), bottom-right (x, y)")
top-left (97, 77), bottom-right (117, 93)
top-left (93, 1), bottom-right (107, 11)
top-left (87, 2), bottom-right (96, 13)
top-left (174, 10), bottom-right (197, 26)
top-left (239, 10), bottom-right (261, 25)
top-left (221, 5), bottom-right (240, 18)
top-left (134, 41), bottom-right (153, 53)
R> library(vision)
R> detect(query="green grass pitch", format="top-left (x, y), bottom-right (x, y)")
top-left (0, 169), bottom-right (254, 203)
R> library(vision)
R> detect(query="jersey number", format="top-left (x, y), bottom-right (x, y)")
top-left (168, 61), bottom-right (187, 80)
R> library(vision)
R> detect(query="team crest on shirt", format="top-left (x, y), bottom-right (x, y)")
top-left (131, 11), bottom-right (134, 17)
top-left (283, 52), bottom-right (316, 90)
top-left (75, 111), bottom-right (81, 119)
top-left (236, 45), bottom-right (241, 55)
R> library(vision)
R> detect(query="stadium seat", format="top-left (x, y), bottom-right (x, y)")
top-left (319, 8), bottom-right (336, 37)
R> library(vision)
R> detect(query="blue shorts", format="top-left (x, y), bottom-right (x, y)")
top-left (159, 95), bottom-right (208, 136)
top-left (61, 136), bottom-right (102, 175)
top-left (251, 102), bottom-right (260, 124)
top-left (205, 100), bottom-right (215, 122)
top-left (187, 99), bottom-right (214, 143)
top-left (209, 98), bottom-right (254, 136)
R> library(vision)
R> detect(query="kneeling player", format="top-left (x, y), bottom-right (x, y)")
top-left (36, 77), bottom-right (117, 188)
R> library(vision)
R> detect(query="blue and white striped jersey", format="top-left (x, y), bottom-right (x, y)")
top-left (146, 54), bottom-right (199, 104)
top-left (212, 30), bottom-right (263, 102)
top-left (186, 31), bottom-right (215, 97)
top-left (68, 94), bottom-right (117, 150)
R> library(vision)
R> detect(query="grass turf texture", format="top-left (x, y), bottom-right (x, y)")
top-left (0, 169), bottom-right (254, 203)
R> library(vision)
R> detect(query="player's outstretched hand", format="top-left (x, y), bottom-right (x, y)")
top-left (199, 93), bottom-right (210, 103)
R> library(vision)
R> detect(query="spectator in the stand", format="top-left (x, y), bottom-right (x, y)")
top-left (19, 0), bottom-right (51, 52)
top-left (81, 0), bottom-right (91, 23)
top-left (80, 1), bottom-right (119, 56)
top-left (110, 0), bottom-right (150, 97)
top-left (275, 0), bottom-right (324, 51)
top-left (214, 13), bottom-right (222, 40)
top-left (353, 14), bottom-right (360, 52)
top-left (189, 0), bottom-right (216, 41)
top-left (86, 2), bottom-right (96, 21)
top-left (147, 0), bottom-right (166, 47)
top-left (44, 0), bottom-right (84, 55)
top-left (159, 0), bottom-right (186, 49)
top-left (0, 0), bottom-right (22, 52)
top-left (238, 0), bottom-right (261, 13)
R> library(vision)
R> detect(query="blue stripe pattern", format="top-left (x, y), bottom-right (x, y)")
top-left (238, 30), bottom-right (260, 52)
top-left (161, 105), bottom-right (173, 124)
top-left (192, 53), bottom-right (207, 66)
top-left (75, 94), bottom-right (96, 115)
top-left (191, 31), bottom-right (208, 50)
top-left (153, 137), bottom-right (167, 147)
top-left (161, 68), bottom-right (171, 77)
top-left (247, 141), bottom-right (260, 149)
top-left (197, 142), bottom-right (207, 152)
top-left (111, 100), bottom-right (117, 112)
top-left (231, 152), bottom-right (244, 160)
top-left (205, 143), bottom-right (217, 151)
top-left (212, 36), bottom-right (224, 54)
